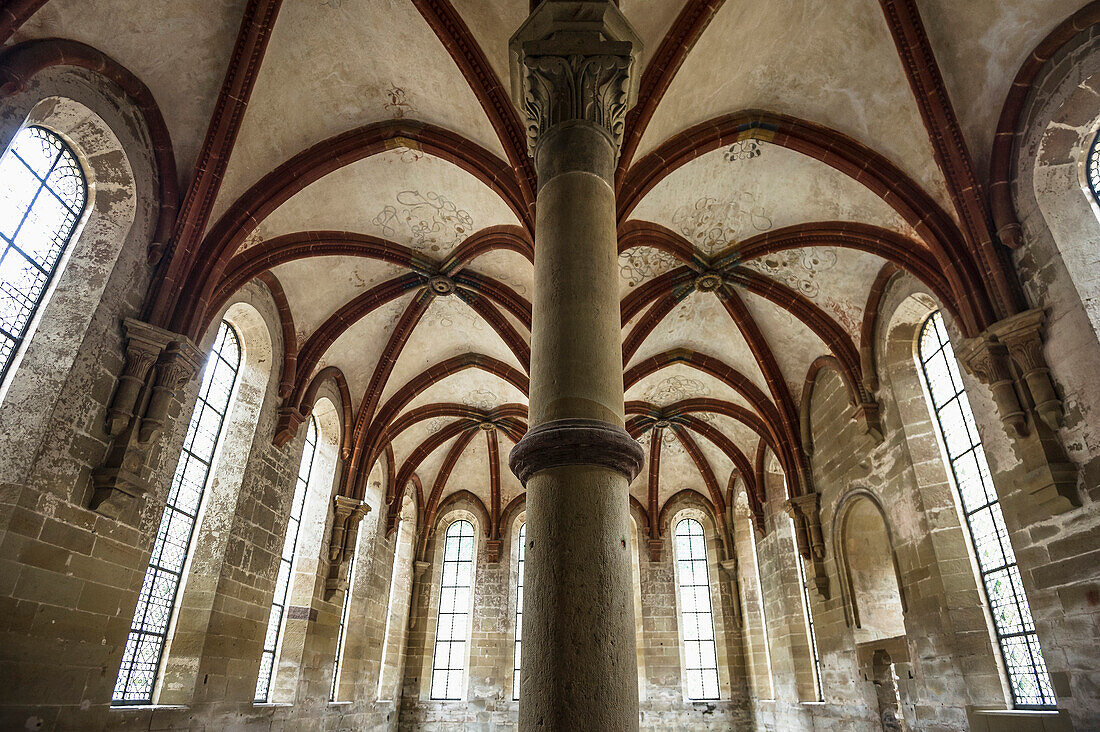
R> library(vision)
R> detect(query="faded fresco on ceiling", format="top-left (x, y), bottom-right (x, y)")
top-left (373, 191), bottom-right (475, 254)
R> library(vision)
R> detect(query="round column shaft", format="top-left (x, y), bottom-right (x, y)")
top-left (516, 122), bottom-right (639, 728)
top-left (508, 4), bottom-right (643, 727)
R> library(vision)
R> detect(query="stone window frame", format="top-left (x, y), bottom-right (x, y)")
top-left (878, 281), bottom-right (1018, 708)
top-left (112, 319), bottom-right (243, 706)
top-left (670, 515), bottom-right (723, 701)
top-left (148, 296), bottom-right (278, 707)
top-left (916, 312), bottom-right (1056, 709)
top-left (261, 393), bottom-right (344, 704)
top-left (665, 505), bottom-right (734, 703)
top-left (255, 413), bottom-right (319, 703)
top-left (375, 490), bottom-right (418, 702)
top-left (733, 490), bottom-right (775, 701)
top-left (420, 510), bottom-right (480, 702)
top-left (0, 88), bottom-right (154, 489)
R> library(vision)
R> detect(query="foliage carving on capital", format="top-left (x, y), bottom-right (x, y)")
top-left (520, 52), bottom-right (634, 153)
top-left (957, 334), bottom-right (1028, 439)
top-left (324, 496), bottom-right (370, 600)
top-left (510, 0), bottom-right (642, 155)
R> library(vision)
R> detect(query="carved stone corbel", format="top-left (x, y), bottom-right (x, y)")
top-left (486, 538), bottom-right (503, 563)
top-left (785, 493), bottom-right (830, 599)
top-left (274, 406), bottom-right (307, 448)
top-left (105, 319), bottom-right (167, 436)
top-left (323, 496), bottom-right (369, 600)
top-left (852, 400), bottom-right (884, 444)
top-left (90, 319), bottom-right (201, 519)
top-left (408, 559), bottom-right (432, 629)
top-left (956, 335), bottom-right (1028, 438)
top-left (719, 557), bottom-right (743, 628)
top-left (139, 340), bottom-right (202, 443)
top-left (989, 309), bottom-right (1063, 431)
top-left (647, 537), bottom-right (664, 563)
top-left (958, 311), bottom-right (1079, 513)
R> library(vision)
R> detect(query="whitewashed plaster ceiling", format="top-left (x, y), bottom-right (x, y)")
top-left (13, 0), bottom-right (1087, 527)
top-left (15, 0), bottom-right (248, 190)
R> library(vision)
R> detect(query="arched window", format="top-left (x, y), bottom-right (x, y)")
top-left (430, 519), bottom-right (475, 700)
top-left (0, 125), bottom-right (87, 387)
top-left (113, 320), bottom-right (241, 705)
top-left (513, 522), bottom-right (526, 699)
top-left (673, 518), bottom-right (720, 700)
top-left (1087, 129), bottom-right (1100, 205)
top-left (255, 415), bottom-right (319, 702)
top-left (917, 311), bottom-right (1055, 708)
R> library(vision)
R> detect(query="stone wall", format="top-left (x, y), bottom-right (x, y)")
top-left (398, 505), bottom-right (753, 730)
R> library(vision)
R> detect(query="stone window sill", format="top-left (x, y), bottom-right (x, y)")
top-left (252, 702), bottom-right (293, 708)
top-left (329, 701), bottom-right (353, 706)
top-left (109, 705), bottom-right (189, 712)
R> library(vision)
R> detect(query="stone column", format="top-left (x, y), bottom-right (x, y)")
top-left (508, 2), bottom-right (643, 728)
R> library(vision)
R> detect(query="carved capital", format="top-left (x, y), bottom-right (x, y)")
top-left (510, 0), bottom-right (641, 155)
top-left (786, 493), bottom-right (830, 599)
top-left (105, 319), bottom-right (177, 436)
top-left (508, 418), bottom-right (645, 485)
top-left (990, 309), bottom-right (1064, 431)
top-left (324, 497), bottom-right (370, 600)
top-left (139, 339), bottom-right (202, 443)
top-left (957, 334), bottom-right (1028, 439)
top-left (719, 557), bottom-right (743, 628)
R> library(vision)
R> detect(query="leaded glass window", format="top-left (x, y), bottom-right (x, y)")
top-left (1088, 129), bottom-right (1100, 205)
top-left (674, 518), bottom-right (720, 700)
top-left (113, 321), bottom-right (241, 705)
top-left (332, 516), bottom-right (362, 701)
top-left (917, 311), bottom-right (1056, 708)
top-left (256, 415), bottom-right (319, 702)
top-left (796, 553), bottom-right (824, 701)
top-left (0, 125), bottom-right (87, 386)
top-left (512, 522), bottom-right (526, 700)
top-left (430, 519), bottom-right (475, 700)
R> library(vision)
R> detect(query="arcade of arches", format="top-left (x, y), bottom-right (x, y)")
top-left (2, 0), bottom-right (1100, 730)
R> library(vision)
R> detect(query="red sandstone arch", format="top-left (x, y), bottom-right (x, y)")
top-left (298, 366), bottom-right (354, 460)
top-left (0, 38), bottom-right (178, 254)
top-left (618, 111), bottom-right (995, 331)
top-left (157, 120), bottom-right (529, 339)
top-left (355, 353), bottom-right (530, 498)
top-left (989, 2), bottom-right (1100, 250)
top-left (254, 271), bottom-right (297, 400)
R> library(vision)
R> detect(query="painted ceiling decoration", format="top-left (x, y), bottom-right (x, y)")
top-left (6, 0), bottom-right (1093, 560)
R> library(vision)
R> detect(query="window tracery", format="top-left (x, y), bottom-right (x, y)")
top-left (430, 519), bottom-right (475, 700)
top-left (256, 415), bottom-right (319, 702)
top-left (113, 320), bottom-right (241, 705)
top-left (0, 125), bottom-right (87, 386)
top-left (917, 311), bottom-right (1055, 708)
top-left (1087, 129), bottom-right (1100, 205)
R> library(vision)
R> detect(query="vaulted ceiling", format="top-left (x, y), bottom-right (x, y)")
top-left (7, 0), bottom-right (1087, 545)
